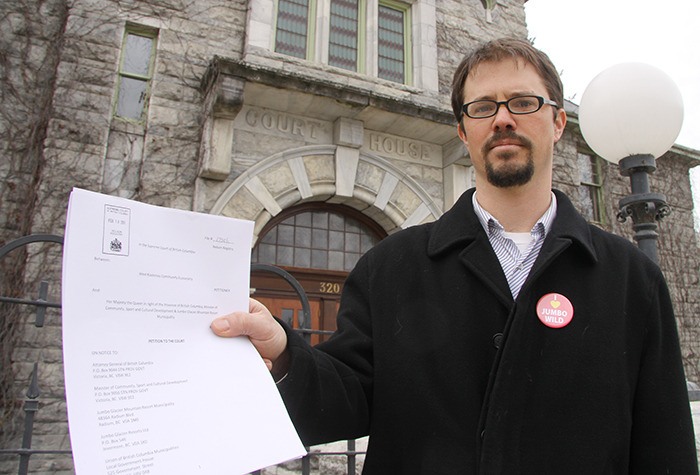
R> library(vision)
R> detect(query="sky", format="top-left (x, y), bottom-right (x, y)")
top-left (524, 0), bottom-right (700, 224)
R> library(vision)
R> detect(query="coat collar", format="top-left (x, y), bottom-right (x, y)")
top-left (427, 188), bottom-right (598, 264)
top-left (547, 189), bottom-right (598, 263)
top-left (427, 188), bottom-right (483, 256)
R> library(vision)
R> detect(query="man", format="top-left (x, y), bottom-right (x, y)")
top-left (211, 38), bottom-right (697, 473)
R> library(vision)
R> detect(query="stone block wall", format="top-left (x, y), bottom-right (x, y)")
top-left (0, 0), bottom-right (251, 472)
top-left (633, 152), bottom-right (700, 381)
top-left (0, 1), bottom-right (69, 472)
top-left (0, 0), bottom-right (698, 473)
top-left (37, 0), bottom-right (250, 234)
top-left (436, 0), bottom-right (528, 100)
top-left (554, 125), bottom-right (700, 384)
top-left (602, 149), bottom-right (700, 382)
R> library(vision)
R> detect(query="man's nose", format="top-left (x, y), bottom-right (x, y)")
top-left (491, 103), bottom-right (517, 130)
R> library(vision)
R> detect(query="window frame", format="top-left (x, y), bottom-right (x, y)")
top-left (272, 0), bottom-right (413, 84)
top-left (376, 0), bottom-right (412, 84)
top-left (326, 0), bottom-right (364, 72)
top-left (577, 150), bottom-right (606, 225)
top-left (252, 202), bottom-right (387, 272)
top-left (272, 0), bottom-right (317, 60)
top-left (113, 25), bottom-right (158, 123)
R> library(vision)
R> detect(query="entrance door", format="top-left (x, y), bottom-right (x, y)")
top-left (251, 269), bottom-right (345, 346)
top-left (250, 203), bottom-right (386, 346)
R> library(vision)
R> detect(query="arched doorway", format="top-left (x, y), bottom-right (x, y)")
top-left (251, 203), bottom-right (387, 344)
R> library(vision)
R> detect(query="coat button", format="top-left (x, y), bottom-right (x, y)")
top-left (492, 333), bottom-right (503, 349)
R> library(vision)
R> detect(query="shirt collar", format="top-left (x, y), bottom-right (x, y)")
top-left (472, 191), bottom-right (558, 238)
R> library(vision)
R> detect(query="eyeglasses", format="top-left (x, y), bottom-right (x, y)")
top-left (462, 95), bottom-right (559, 119)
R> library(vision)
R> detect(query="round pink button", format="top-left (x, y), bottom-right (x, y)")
top-left (536, 293), bottom-right (574, 329)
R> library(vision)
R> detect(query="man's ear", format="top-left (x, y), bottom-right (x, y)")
top-left (553, 108), bottom-right (567, 143)
top-left (457, 121), bottom-right (467, 144)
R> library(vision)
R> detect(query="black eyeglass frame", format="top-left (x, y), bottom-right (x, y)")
top-left (461, 95), bottom-right (559, 119)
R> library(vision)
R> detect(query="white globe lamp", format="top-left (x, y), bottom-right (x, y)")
top-left (578, 63), bottom-right (684, 263)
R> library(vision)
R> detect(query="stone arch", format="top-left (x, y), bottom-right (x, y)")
top-left (211, 144), bottom-right (443, 242)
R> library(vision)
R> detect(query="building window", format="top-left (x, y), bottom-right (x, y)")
top-left (328, 0), bottom-right (361, 71)
top-left (115, 27), bottom-right (158, 121)
top-left (273, 0), bottom-right (411, 84)
top-left (377, 1), bottom-right (410, 83)
top-left (252, 205), bottom-right (385, 272)
top-left (577, 151), bottom-right (604, 224)
top-left (274, 0), bottom-right (312, 59)
top-left (247, 0), bottom-right (436, 90)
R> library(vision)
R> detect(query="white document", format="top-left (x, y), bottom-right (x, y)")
top-left (62, 188), bottom-right (306, 475)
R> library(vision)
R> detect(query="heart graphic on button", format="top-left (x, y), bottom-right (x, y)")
top-left (537, 293), bottom-right (574, 328)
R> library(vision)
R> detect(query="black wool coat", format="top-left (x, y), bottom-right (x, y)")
top-left (277, 189), bottom-right (697, 474)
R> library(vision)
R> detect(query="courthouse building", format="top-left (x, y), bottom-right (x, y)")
top-left (1, 0), bottom-right (699, 472)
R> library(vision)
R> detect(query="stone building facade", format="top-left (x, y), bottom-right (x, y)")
top-left (1, 0), bottom-right (699, 473)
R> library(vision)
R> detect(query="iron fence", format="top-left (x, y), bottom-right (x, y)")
top-left (0, 234), bottom-right (364, 475)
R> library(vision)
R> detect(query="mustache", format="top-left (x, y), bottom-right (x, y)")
top-left (482, 130), bottom-right (533, 155)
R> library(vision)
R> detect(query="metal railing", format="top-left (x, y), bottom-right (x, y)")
top-left (0, 234), bottom-right (364, 475)
top-left (0, 234), bottom-right (70, 474)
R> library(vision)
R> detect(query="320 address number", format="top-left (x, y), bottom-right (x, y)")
top-left (319, 282), bottom-right (341, 294)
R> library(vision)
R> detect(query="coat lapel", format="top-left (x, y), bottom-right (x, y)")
top-left (527, 190), bottom-right (598, 285)
top-left (427, 188), bottom-right (513, 308)
top-left (427, 189), bottom-right (597, 310)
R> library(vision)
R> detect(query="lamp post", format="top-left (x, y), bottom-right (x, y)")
top-left (578, 62), bottom-right (684, 264)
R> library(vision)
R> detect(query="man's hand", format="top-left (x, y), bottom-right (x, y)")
top-left (210, 298), bottom-right (288, 371)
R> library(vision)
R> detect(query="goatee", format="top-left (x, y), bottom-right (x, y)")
top-left (482, 131), bottom-right (534, 188)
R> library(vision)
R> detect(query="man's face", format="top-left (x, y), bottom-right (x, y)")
top-left (457, 58), bottom-right (566, 189)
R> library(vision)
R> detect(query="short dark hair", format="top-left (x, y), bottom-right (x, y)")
top-left (450, 37), bottom-right (564, 123)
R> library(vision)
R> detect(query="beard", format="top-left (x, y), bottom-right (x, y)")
top-left (481, 131), bottom-right (534, 188)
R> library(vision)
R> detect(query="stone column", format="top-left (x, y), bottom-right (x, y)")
top-left (198, 69), bottom-right (246, 180)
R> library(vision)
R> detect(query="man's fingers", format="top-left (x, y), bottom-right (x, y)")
top-left (249, 297), bottom-right (269, 314)
top-left (210, 311), bottom-right (256, 338)
top-left (210, 298), bottom-right (274, 337)
top-left (211, 299), bottom-right (287, 365)
top-left (210, 316), bottom-right (234, 336)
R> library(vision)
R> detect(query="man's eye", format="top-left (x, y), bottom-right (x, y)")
top-left (511, 97), bottom-right (537, 110)
top-left (474, 102), bottom-right (495, 113)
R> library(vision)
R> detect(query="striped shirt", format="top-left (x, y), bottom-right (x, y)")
top-left (472, 192), bottom-right (557, 299)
